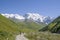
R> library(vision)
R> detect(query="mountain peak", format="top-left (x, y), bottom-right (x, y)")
top-left (25, 13), bottom-right (45, 22)
top-left (25, 13), bottom-right (53, 24)
top-left (1, 13), bottom-right (53, 24)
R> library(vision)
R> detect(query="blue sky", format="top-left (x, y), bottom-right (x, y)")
top-left (0, 0), bottom-right (60, 17)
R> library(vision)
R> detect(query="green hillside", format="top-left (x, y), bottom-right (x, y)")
top-left (16, 21), bottom-right (46, 33)
top-left (0, 14), bottom-right (22, 40)
top-left (39, 16), bottom-right (60, 33)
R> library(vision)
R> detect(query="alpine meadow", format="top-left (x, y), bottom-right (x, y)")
top-left (0, 0), bottom-right (60, 40)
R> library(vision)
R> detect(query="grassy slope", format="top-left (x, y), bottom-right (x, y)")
top-left (0, 14), bottom-right (21, 40)
top-left (13, 20), bottom-right (46, 33)
top-left (39, 16), bottom-right (60, 33)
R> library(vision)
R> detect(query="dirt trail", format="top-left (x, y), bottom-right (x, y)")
top-left (15, 33), bottom-right (29, 40)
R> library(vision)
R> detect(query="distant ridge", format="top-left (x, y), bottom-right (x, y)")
top-left (1, 13), bottom-right (53, 24)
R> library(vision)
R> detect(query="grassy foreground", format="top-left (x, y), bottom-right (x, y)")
top-left (25, 32), bottom-right (60, 40)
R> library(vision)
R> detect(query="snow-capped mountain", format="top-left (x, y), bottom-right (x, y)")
top-left (25, 13), bottom-right (44, 22)
top-left (1, 13), bottom-right (25, 20)
top-left (24, 13), bottom-right (53, 24)
top-left (1, 13), bottom-right (53, 24)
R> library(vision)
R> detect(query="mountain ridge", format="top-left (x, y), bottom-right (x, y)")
top-left (1, 13), bottom-right (53, 24)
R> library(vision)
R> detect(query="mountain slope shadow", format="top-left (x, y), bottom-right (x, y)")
top-left (39, 16), bottom-right (60, 33)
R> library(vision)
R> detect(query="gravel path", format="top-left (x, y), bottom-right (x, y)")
top-left (15, 33), bottom-right (29, 40)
